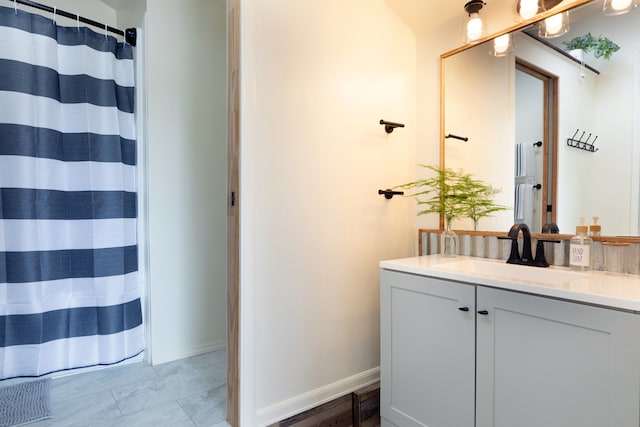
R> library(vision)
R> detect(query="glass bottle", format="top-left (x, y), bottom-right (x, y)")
top-left (570, 216), bottom-right (592, 271)
top-left (441, 220), bottom-right (458, 258)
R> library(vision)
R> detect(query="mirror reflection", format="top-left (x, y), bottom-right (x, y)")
top-left (443, 0), bottom-right (639, 236)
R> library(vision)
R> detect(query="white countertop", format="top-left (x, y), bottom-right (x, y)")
top-left (380, 255), bottom-right (640, 312)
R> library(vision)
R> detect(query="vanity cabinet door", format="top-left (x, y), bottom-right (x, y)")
top-left (380, 270), bottom-right (475, 427)
top-left (476, 287), bottom-right (640, 427)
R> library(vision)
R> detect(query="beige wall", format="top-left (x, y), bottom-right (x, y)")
top-left (443, 45), bottom-right (514, 232)
top-left (239, 0), bottom-right (417, 424)
top-left (413, 0), bottom-right (588, 232)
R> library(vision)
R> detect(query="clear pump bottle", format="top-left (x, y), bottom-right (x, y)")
top-left (570, 216), bottom-right (592, 271)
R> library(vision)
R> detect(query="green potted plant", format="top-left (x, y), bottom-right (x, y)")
top-left (562, 33), bottom-right (620, 61)
top-left (458, 174), bottom-right (507, 231)
top-left (396, 165), bottom-right (508, 257)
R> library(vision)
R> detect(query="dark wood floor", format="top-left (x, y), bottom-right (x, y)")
top-left (269, 382), bottom-right (380, 427)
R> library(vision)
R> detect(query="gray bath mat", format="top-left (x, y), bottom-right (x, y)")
top-left (0, 378), bottom-right (52, 427)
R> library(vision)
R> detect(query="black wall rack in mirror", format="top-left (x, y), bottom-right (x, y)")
top-left (567, 129), bottom-right (598, 153)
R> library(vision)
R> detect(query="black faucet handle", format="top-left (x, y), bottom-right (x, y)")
top-left (498, 235), bottom-right (521, 264)
top-left (533, 239), bottom-right (561, 267)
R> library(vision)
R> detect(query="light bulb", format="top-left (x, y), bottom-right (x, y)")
top-left (467, 13), bottom-right (483, 41)
top-left (604, 0), bottom-right (636, 14)
top-left (519, 0), bottom-right (539, 19)
top-left (611, 0), bottom-right (632, 10)
top-left (494, 34), bottom-right (511, 54)
top-left (544, 14), bottom-right (563, 35)
top-left (539, 11), bottom-right (569, 38)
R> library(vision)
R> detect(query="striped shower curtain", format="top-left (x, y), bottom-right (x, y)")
top-left (0, 6), bottom-right (143, 379)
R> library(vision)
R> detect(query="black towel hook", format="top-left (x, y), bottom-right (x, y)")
top-left (378, 189), bottom-right (404, 199)
top-left (380, 120), bottom-right (405, 134)
top-left (445, 134), bottom-right (469, 142)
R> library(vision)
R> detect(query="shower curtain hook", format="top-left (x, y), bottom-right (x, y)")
top-left (14, 0), bottom-right (17, 13)
top-left (104, 23), bottom-right (108, 39)
top-left (76, 14), bottom-right (80, 30)
top-left (52, 7), bottom-right (56, 24)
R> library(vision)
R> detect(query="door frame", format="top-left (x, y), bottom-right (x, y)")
top-left (227, 0), bottom-right (240, 424)
top-left (515, 59), bottom-right (558, 227)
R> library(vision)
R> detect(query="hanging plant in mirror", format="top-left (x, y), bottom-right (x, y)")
top-left (563, 32), bottom-right (620, 60)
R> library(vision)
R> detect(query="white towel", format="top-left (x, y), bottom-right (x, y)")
top-left (515, 142), bottom-right (535, 179)
top-left (514, 183), bottom-right (534, 225)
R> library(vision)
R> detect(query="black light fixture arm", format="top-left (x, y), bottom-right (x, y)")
top-left (8, 0), bottom-right (137, 46)
top-left (380, 120), bottom-right (405, 134)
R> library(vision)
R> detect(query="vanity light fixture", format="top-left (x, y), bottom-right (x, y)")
top-left (490, 33), bottom-right (514, 56)
top-left (538, 11), bottom-right (570, 38)
top-left (515, 0), bottom-right (562, 21)
top-left (603, 0), bottom-right (638, 15)
top-left (518, 0), bottom-right (541, 20)
top-left (464, 0), bottom-right (486, 43)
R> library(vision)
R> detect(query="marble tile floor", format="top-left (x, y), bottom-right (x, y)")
top-left (2, 349), bottom-right (229, 427)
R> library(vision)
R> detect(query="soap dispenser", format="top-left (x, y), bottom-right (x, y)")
top-left (590, 216), bottom-right (601, 237)
top-left (570, 216), bottom-right (592, 271)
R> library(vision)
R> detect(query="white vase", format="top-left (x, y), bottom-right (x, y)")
top-left (569, 48), bottom-right (584, 62)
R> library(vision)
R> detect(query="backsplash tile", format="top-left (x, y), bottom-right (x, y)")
top-left (419, 230), bottom-right (640, 275)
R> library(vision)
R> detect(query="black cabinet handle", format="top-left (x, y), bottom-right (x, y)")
top-left (477, 310), bottom-right (489, 315)
top-left (458, 307), bottom-right (470, 312)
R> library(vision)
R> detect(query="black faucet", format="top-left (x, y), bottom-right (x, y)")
top-left (499, 223), bottom-right (560, 267)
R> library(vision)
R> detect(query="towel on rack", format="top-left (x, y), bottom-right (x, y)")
top-left (515, 142), bottom-right (536, 179)
top-left (514, 183), bottom-right (534, 225)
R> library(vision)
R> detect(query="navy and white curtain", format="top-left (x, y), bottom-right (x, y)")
top-left (0, 6), bottom-right (143, 379)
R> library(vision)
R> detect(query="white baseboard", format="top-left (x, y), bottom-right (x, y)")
top-left (150, 339), bottom-right (227, 365)
top-left (256, 367), bottom-right (380, 427)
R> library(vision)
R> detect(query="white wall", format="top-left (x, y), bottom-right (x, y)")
top-left (444, 45), bottom-right (514, 231)
top-left (89, 0), bottom-right (228, 366)
top-left (564, 9), bottom-right (639, 235)
top-left (412, 0), bottom-right (588, 233)
top-left (39, 0), bottom-right (116, 28)
top-left (515, 11), bottom-right (639, 236)
top-left (415, 17), bottom-right (462, 232)
top-left (145, 0), bottom-right (227, 364)
top-left (239, 0), bottom-right (416, 424)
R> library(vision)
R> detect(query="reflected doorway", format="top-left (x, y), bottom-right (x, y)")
top-left (515, 59), bottom-right (558, 232)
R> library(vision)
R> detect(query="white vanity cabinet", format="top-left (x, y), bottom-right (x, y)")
top-left (381, 269), bottom-right (640, 427)
top-left (380, 270), bottom-right (476, 426)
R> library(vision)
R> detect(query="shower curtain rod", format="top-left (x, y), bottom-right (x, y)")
top-left (7, 0), bottom-right (136, 46)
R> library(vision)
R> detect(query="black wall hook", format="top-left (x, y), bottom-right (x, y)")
top-left (567, 129), bottom-right (599, 153)
top-left (125, 28), bottom-right (137, 46)
top-left (445, 134), bottom-right (469, 142)
top-left (380, 120), bottom-right (405, 133)
top-left (378, 189), bottom-right (404, 199)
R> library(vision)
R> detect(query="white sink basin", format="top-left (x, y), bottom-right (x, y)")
top-left (433, 259), bottom-right (588, 286)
